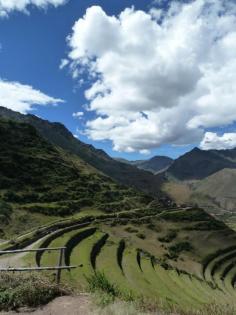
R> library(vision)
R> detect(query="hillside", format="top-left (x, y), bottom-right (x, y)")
top-left (117, 156), bottom-right (173, 174)
top-left (0, 107), bottom-right (166, 200)
top-left (163, 168), bottom-right (236, 228)
top-left (1, 118), bottom-right (236, 313)
top-left (3, 205), bottom-right (236, 313)
top-left (190, 169), bottom-right (236, 224)
top-left (167, 147), bottom-right (236, 180)
top-left (0, 118), bottom-right (152, 238)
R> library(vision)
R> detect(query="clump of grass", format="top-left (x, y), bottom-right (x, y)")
top-left (146, 223), bottom-right (161, 232)
top-left (158, 230), bottom-right (177, 243)
top-left (136, 232), bottom-right (146, 240)
top-left (125, 226), bottom-right (138, 233)
top-left (86, 272), bottom-right (119, 298)
top-left (86, 272), bottom-right (135, 308)
top-left (0, 272), bottom-right (69, 311)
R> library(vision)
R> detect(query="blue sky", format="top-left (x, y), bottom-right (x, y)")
top-left (0, 0), bottom-right (236, 160)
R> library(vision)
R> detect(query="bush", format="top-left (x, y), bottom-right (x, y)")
top-left (169, 241), bottom-right (193, 253)
top-left (166, 241), bottom-right (193, 260)
top-left (185, 221), bottom-right (225, 231)
top-left (158, 230), bottom-right (177, 243)
top-left (0, 273), bottom-right (68, 311)
top-left (125, 226), bottom-right (138, 233)
top-left (136, 232), bottom-right (146, 240)
top-left (3, 191), bottom-right (21, 203)
top-left (159, 208), bottom-right (210, 222)
top-left (0, 201), bottom-right (13, 224)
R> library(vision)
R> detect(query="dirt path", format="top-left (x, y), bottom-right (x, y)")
top-left (0, 296), bottom-right (162, 315)
top-left (0, 235), bottom-right (51, 268)
top-left (0, 295), bottom-right (93, 315)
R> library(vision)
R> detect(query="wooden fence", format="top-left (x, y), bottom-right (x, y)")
top-left (0, 247), bottom-right (77, 284)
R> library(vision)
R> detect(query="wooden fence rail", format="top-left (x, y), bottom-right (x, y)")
top-left (0, 246), bottom-right (76, 284)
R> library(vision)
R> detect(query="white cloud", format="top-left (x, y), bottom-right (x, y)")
top-left (66, 1), bottom-right (236, 153)
top-left (200, 132), bottom-right (236, 150)
top-left (59, 58), bottom-right (69, 70)
top-left (0, 79), bottom-right (64, 113)
top-left (72, 111), bottom-right (84, 118)
top-left (0, 0), bottom-right (67, 17)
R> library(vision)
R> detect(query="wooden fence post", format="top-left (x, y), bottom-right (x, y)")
top-left (56, 247), bottom-right (64, 284)
top-left (0, 247), bottom-right (76, 283)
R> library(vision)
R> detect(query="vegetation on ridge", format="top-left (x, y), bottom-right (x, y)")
top-left (0, 118), bottom-right (152, 238)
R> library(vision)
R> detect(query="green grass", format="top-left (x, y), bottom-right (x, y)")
top-left (2, 206), bottom-right (236, 313)
top-left (64, 230), bottom-right (106, 288)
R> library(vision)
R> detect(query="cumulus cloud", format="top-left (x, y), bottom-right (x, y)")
top-left (0, 0), bottom-right (67, 17)
top-left (59, 58), bottom-right (69, 70)
top-left (66, 1), bottom-right (236, 153)
top-left (0, 79), bottom-right (64, 113)
top-left (200, 132), bottom-right (236, 150)
top-left (72, 111), bottom-right (84, 118)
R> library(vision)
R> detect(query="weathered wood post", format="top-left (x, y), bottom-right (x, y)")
top-left (56, 247), bottom-right (65, 284)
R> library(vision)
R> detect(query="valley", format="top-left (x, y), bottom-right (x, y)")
top-left (0, 111), bottom-right (236, 314)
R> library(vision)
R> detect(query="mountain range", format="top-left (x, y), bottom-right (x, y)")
top-left (0, 106), bottom-right (166, 200)
top-left (163, 148), bottom-right (236, 226)
top-left (116, 156), bottom-right (173, 174)
top-left (1, 106), bottom-right (236, 226)
top-left (167, 147), bottom-right (236, 180)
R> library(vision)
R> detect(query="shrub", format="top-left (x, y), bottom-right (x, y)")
top-left (136, 233), bottom-right (146, 240)
top-left (0, 273), bottom-right (67, 311)
top-left (0, 201), bottom-right (13, 224)
top-left (159, 208), bottom-right (210, 222)
top-left (185, 221), bottom-right (225, 231)
top-left (169, 241), bottom-right (193, 253)
top-left (158, 230), bottom-right (177, 243)
top-left (125, 226), bottom-right (138, 233)
top-left (166, 241), bottom-right (193, 260)
top-left (3, 191), bottom-right (21, 203)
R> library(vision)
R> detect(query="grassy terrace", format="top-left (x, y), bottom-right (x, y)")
top-left (0, 206), bottom-right (234, 313)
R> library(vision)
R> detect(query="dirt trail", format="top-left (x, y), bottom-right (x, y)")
top-left (0, 295), bottom-right (93, 315)
top-left (0, 296), bottom-right (161, 315)
top-left (0, 236), bottom-right (48, 268)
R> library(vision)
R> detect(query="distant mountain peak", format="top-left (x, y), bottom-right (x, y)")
top-left (167, 146), bottom-right (236, 180)
top-left (117, 155), bottom-right (173, 174)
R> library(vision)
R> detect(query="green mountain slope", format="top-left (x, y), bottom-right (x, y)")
top-left (0, 106), bottom-right (166, 200)
top-left (0, 118), bottom-right (152, 238)
top-left (167, 147), bottom-right (236, 180)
